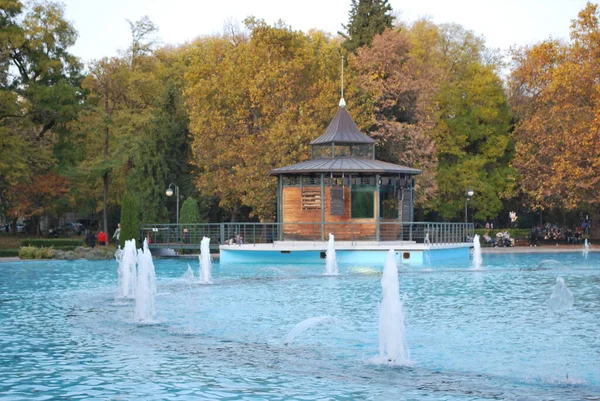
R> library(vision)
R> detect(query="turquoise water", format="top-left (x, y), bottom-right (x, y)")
top-left (1, 252), bottom-right (599, 400)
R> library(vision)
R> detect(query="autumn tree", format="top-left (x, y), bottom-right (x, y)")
top-left (13, 173), bottom-right (72, 235)
top-left (350, 29), bottom-right (439, 207)
top-left (510, 2), bottom-right (600, 212)
top-left (184, 20), bottom-right (340, 221)
top-left (340, 0), bottom-right (394, 53)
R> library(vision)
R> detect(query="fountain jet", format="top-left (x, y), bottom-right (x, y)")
top-left (325, 233), bottom-right (339, 276)
top-left (376, 249), bottom-right (411, 365)
top-left (548, 276), bottom-right (574, 311)
top-left (472, 234), bottom-right (482, 270)
top-left (199, 237), bottom-right (213, 284)
top-left (583, 239), bottom-right (590, 259)
top-left (183, 264), bottom-right (195, 284)
top-left (134, 239), bottom-right (157, 323)
top-left (117, 240), bottom-right (137, 298)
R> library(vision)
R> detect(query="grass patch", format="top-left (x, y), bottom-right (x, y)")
top-left (0, 235), bottom-right (24, 250)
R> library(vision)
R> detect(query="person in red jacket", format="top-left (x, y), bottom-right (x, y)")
top-left (97, 231), bottom-right (107, 246)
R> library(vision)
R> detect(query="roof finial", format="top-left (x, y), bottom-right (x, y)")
top-left (339, 54), bottom-right (346, 108)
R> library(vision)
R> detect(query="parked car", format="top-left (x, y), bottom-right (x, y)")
top-left (7, 222), bottom-right (25, 233)
top-left (58, 222), bottom-right (84, 236)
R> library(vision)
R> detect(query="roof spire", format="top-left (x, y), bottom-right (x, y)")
top-left (339, 54), bottom-right (346, 108)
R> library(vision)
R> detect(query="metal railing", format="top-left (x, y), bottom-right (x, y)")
top-left (140, 222), bottom-right (474, 248)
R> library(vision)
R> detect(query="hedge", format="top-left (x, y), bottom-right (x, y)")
top-left (0, 249), bottom-right (19, 257)
top-left (21, 239), bottom-right (84, 248)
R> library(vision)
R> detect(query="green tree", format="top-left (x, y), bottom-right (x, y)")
top-left (340, 0), bottom-right (394, 53)
top-left (76, 16), bottom-right (163, 231)
top-left (119, 192), bottom-right (140, 247)
top-left (179, 197), bottom-right (204, 224)
top-left (0, 0), bottom-right (82, 224)
top-left (429, 24), bottom-right (513, 221)
top-left (127, 82), bottom-right (192, 223)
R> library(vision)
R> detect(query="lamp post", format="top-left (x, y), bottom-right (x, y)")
top-left (166, 183), bottom-right (179, 238)
top-left (464, 189), bottom-right (474, 223)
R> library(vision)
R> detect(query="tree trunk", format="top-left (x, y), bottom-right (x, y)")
top-left (231, 202), bottom-right (241, 222)
top-left (103, 87), bottom-right (110, 233)
top-left (103, 173), bottom-right (109, 232)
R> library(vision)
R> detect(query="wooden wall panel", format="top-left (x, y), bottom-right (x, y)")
top-left (282, 185), bottom-right (379, 240)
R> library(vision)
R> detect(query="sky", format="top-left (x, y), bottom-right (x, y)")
top-left (61, 0), bottom-right (591, 63)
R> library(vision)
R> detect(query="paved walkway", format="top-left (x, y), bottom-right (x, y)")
top-left (0, 257), bottom-right (20, 263)
top-left (482, 245), bottom-right (595, 254)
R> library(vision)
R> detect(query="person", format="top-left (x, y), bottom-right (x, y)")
top-left (565, 228), bottom-right (573, 244)
top-left (485, 222), bottom-right (490, 229)
top-left (48, 226), bottom-right (57, 238)
top-left (183, 228), bottom-right (189, 243)
top-left (97, 230), bottom-right (107, 246)
top-left (112, 223), bottom-right (121, 245)
top-left (529, 227), bottom-right (540, 247)
top-left (85, 231), bottom-right (96, 248)
top-left (483, 233), bottom-right (496, 247)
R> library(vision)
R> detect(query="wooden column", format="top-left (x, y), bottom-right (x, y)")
top-left (375, 174), bottom-right (380, 242)
top-left (320, 173), bottom-right (325, 241)
top-left (278, 175), bottom-right (283, 241)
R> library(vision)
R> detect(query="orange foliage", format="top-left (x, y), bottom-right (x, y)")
top-left (13, 173), bottom-right (73, 217)
top-left (510, 3), bottom-right (600, 210)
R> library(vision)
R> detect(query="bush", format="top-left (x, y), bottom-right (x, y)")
top-left (17, 244), bottom-right (117, 260)
top-left (19, 246), bottom-right (54, 259)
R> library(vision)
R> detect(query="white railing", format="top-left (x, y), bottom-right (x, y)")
top-left (140, 222), bottom-right (474, 248)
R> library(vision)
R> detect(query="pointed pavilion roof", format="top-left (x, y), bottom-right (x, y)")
top-left (310, 106), bottom-right (375, 145)
top-left (269, 157), bottom-right (421, 175)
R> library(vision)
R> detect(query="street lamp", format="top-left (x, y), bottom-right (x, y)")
top-left (464, 189), bottom-right (474, 223)
top-left (166, 183), bottom-right (180, 236)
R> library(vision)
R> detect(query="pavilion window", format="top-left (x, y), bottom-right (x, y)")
top-left (380, 185), bottom-right (397, 219)
top-left (351, 185), bottom-right (375, 218)
top-left (330, 187), bottom-right (344, 215)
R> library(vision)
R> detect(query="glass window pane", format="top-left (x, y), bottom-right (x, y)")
top-left (351, 185), bottom-right (375, 218)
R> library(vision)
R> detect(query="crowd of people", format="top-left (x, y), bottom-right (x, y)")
top-left (83, 223), bottom-right (120, 248)
top-left (529, 222), bottom-right (588, 246)
top-left (482, 231), bottom-right (514, 247)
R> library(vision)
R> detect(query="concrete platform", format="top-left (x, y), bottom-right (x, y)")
top-left (219, 241), bottom-right (472, 265)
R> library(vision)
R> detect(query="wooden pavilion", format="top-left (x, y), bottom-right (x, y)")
top-left (270, 101), bottom-right (421, 242)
